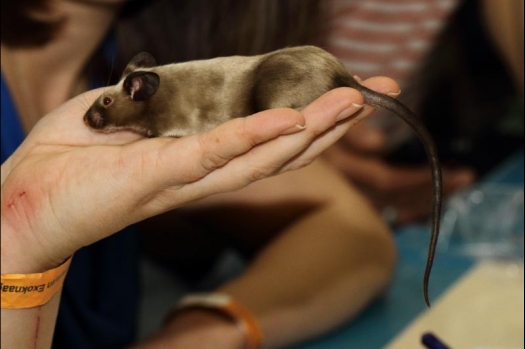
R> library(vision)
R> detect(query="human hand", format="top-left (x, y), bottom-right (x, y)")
top-left (1, 83), bottom-right (376, 274)
top-left (323, 78), bottom-right (476, 225)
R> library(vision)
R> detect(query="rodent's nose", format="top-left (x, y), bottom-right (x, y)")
top-left (84, 107), bottom-right (105, 129)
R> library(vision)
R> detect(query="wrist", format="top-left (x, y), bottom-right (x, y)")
top-left (1, 256), bottom-right (72, 309)
top-left (164, 293), bottom-right (264, 349)
top-left (162, 309), bottom-right (245, 349)
top-left (1, 218), bottom-right (70, 274)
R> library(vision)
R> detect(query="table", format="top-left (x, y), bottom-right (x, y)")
top-left (294, 149), bottom-right (524, 349)
top-left (387, 261), bottom-right (524, 348)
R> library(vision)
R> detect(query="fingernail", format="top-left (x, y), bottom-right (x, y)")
top-left (336, 103), bottom-right (364, 122)
top-left (387, 90), bottom-right (402, 97)
top-left (281, 123), bottom-right (306, 135)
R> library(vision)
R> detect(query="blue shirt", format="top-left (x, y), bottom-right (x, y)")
top-left (1, 66), bottom-right (140, 349)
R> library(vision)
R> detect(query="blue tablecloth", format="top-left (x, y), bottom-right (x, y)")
top-left (294, 149), bottom-right (524, 349)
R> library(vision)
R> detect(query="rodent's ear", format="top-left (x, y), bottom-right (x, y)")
top-left (123, 71), bottom-right (160, 101)
top-left (122, 52), bottom-right (158, 77)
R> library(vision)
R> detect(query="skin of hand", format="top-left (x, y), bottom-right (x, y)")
top-left (323, 87), bottom-right (475, 225)
top-left (0, 85), bottom-right (371, 274)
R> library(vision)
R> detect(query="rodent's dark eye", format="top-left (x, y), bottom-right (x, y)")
top-left (103, 97), bottom-right (112, 106)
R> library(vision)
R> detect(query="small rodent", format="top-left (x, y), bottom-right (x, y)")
top-left (84, 46), bottom-right (442, 307)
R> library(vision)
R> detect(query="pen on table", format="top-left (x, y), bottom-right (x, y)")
top-left (421, 332), bottom-right (452, 349)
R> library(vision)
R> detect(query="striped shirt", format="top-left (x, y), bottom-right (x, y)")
top-left (325, 0), bottom-right (461, 89)
top-left (324, 0), bottom-right (462, 148)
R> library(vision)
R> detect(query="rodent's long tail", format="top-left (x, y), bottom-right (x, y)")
top-left (357, 85), bottom-right (443, 308)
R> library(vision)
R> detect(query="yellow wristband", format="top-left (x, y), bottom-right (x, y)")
top-left (1, 257), bottom-right (72, 309)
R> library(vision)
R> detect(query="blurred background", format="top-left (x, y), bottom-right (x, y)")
top-left (115, 0), bottom-right (522, 348)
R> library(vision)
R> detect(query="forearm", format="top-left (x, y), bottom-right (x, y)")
top-left (137, 160), bottom-right (396, 348)
top-left (218, 167), bottom-right (396, 348)
top-left (142, 203), bottom-right (395, 349)
top-left (1, 223), bottom-right (64, 349)
top-left (219, 205), bottom-right (395, 348)
top-left (1, 292), bottom-right (61, 349)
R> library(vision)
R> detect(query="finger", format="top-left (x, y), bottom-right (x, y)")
top-left (267, 87), bottom-right (366, 173)
top-left (175, 87), bottom-right (364, 196)
top-left (278, 112), bottom-right (363, 173)
top-left (151, 108), bottom-right (306, 186)
top-left (337, 76), bottom-right (401, 152)
top-left (360, 76), bottom-right (401, 95)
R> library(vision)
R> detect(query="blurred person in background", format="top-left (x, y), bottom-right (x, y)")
top-left (321, 0), bottom-right (523, 225)
top-left (1, 1), bottom-right (397, 349)
top-left (120, 0), bottom-right (524, 347)
top-left (1, 0), bottom-right (522, 348)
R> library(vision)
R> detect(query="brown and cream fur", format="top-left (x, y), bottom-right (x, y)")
top-left (85, 46), bottom-right (351, 137)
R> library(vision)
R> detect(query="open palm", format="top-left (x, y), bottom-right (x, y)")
top-left (1, 78), bottom-right (397, 271)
